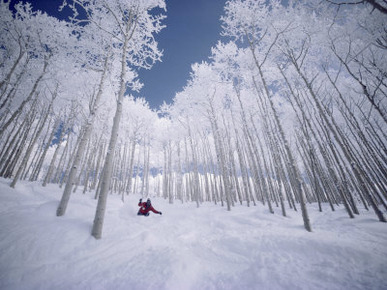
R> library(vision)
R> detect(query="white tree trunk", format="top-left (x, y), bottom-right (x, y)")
top-left (91, 24), bottom-right (130, 239)
top-left (56, 57), bottom-right (109, 216)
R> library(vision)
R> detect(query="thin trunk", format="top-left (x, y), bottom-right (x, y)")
top-left (10, 101), bottom-right (52, 188)
top-left (57, 57), bottom-right (109, 216)
top-left (92, 19), bottom-right (134, 239)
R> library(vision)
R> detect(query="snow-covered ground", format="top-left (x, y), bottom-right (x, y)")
top-left (0, 178), bottom-right (386, 290)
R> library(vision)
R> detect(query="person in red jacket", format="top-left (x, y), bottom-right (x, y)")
top-left (137, 198), bottom-right (162, 216)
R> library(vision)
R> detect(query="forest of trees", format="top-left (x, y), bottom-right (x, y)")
top-left (0, 0), bottom-right (386, 238)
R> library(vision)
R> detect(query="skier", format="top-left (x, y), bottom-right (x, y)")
top-left (137, 198), bottom-right (162, 216)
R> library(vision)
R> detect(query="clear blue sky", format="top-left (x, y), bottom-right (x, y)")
top-left (10, 0), bottom-right (227, 109)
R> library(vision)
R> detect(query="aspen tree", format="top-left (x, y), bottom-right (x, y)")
top-left (57, 57), bottom-right (110, 216)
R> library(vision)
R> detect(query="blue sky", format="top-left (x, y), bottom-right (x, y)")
top-left (11, 0), bottom-right (227, 109)
top-left (136, 0), bottom-right (227, 109)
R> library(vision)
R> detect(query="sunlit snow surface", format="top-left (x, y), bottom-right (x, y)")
top-left (0, 178), bottom-right (386, 290)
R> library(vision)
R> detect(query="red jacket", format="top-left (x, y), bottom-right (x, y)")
top-left (138, 201), bottom-right (160, 215)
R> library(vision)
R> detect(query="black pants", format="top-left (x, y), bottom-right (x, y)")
top-left (137, 211), bottom-right (149, 216)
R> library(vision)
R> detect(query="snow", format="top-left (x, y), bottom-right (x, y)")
top-left (0, 178), bottom-right (386, 290)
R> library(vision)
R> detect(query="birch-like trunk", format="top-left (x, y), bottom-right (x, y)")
top-left (10, 100), bottom-right (53, 188)
top-left (57, 57), bottom-right (109, 216)
top-left (125, 139), bottom-right (136, 194)
top-left (30, 117), bottom-right (58, 181)
top-left (91, 21), bottom-right (132, 239)
top-left (208, 96), bottom-right (231, 211)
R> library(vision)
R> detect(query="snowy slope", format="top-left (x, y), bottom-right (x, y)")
top-left (0, 178), bottom-right (386, 290)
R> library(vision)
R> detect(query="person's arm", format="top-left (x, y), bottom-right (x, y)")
top-left (138, 199), bottom-right (143, 206)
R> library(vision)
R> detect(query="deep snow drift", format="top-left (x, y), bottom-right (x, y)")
top-left (0, 178), bottom-right (386, 290)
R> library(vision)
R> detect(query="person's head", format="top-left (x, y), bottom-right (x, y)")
top-left (146, 198), bottom-right (151, 206)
